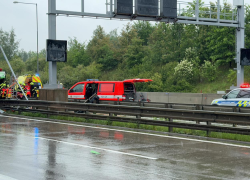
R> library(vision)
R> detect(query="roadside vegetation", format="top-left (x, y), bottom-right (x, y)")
top-left (1, 1), bottom-right (250, 93)
top-left (8, 111), bottom-right (250, 143)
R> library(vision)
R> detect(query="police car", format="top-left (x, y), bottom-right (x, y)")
top-left (211, 84), bottom-right (250, 107)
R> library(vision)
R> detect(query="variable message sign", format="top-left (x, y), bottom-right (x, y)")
top-left (46, 39), bottom-right (67, 62)
top-left (135, 0), bottom-right (159, 16)
top-left (241, 49), bottom-right (250, 66)
top-left (115, 0), bottom-right (133, 15)
top-left (161, 0), bottom-right (177, 18)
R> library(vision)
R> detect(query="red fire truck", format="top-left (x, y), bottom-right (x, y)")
top-left (68, 79), bottom-right (152, 102)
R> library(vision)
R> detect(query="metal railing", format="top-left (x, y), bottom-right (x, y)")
top-left (1, 99), bottom-right (250, 136)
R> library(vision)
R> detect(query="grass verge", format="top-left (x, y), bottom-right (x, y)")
top-left (7, 110), bottom-right (250, 143)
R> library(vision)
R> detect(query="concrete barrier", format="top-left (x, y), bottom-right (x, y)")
top-left (39, 89), bottom-right (221, 105)
top-left (202, 93), bottom-right (223, 105)
top-left (39, 89), bottom-right (68, 102)
top-left (136, 92), bottom-right (223, 105)
top-left (169, 93), bottom-right (203, 104)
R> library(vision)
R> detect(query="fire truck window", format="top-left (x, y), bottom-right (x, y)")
top-left (72, 84), bottom-right (85, 92)
top-left (237, 90), bottom-right (250, 98)
top-left (124, 83), bottom-right (134, 91)
top-left (99, 83), bottom-right (114, 92)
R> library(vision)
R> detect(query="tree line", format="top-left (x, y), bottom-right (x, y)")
top-left (1, 0), bottom-right (250, 92)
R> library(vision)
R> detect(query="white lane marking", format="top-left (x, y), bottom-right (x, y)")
top-left (2, 115), bottom-right (250, 149)
top-left (37, 137), bottom-right (157, 160)
top-left (0, 174), bottom-right (17, 180)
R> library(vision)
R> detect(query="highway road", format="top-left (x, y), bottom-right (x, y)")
top-left (0, 115), bottom-right (250, 180)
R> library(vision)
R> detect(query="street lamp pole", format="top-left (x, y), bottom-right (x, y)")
top-left (36, 3), bottom-right (39, 74)
top-left (13, 1), bottom-right (39, 74)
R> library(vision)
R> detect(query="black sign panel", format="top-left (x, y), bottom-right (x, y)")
top-left (46, 39), bottom-right (67, 62)
top-left (241, 49), bottom-right (250, 66)
top-left (161, 0), bottom-right (177, 18)
top-left (115, 0), bottom-right (133, 15)
top-left (136, 0), bottom-right (159, 16)
top-left (162, 0), bottom-right (177, 8)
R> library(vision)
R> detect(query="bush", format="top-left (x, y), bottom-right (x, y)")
top-left (201, 60), bottom-right (217, 82)
top-left (227, 69), bottom-right (236, 84)
top-left (174, 59), bottom-right (194, 83)
top-left (172, 79), bottom-right (193, 92)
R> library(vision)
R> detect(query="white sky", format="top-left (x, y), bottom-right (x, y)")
top-left (0, 0), bottom-right (250, 52)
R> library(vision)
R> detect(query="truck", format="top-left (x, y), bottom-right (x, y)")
top-left (68, 79), bottom-right (153, 102)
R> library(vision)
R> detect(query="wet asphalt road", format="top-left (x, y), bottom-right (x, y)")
top-left (0, 115), bottom-right (250, 180)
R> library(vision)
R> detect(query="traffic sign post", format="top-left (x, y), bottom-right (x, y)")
top-left (236, 2), bottom-right (245, 87)
top-left (48, 0), bottom-right (57, 89)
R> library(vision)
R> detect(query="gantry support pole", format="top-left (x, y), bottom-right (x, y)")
top-left (236, 4), bottom-right (245, 87)
top-left (48, 0), bottom-right (57, 87)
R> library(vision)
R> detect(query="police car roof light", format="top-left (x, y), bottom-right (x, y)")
top-left (240, 83), bottom-right (250, 88)
top-left (86, 79), bottom-right (99, 81)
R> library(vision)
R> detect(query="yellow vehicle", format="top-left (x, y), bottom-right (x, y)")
top-left (12, 74), bottom-right (43, 98)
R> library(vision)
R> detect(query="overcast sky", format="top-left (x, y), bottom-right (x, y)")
top-left (1, 0), bottom-right (249, 52)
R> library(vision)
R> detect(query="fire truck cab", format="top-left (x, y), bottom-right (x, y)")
top-left (68, 79), bottom-right (152, 101)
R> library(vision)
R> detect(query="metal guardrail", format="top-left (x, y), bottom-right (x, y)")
top-left (1, 99), bottom-right (250, 135)
top-left (69, 99), bottom-right (250, 113)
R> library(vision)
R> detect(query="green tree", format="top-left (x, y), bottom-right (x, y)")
top-left (109, 29), bottom-right (119, 47)
top-left (205, 26), bottom-right (235, 66)
top-left (67, 37), bottom-right (89, 67)
top-left (87, 26), bottom-right (118, 70)
top-left (201, 60), bottom-right (217, 82)
top-left (245, 5), bottom-right (250, 49)
top-left (58, 65), bottom-right (77, 89)
top-left (0, 28), bottom-right (19, 61)
top-left (18, 49), bottom-right (29, 62)
top-left (124, 37), bottom-right (145, 68)
top-left (147, 73), bottom-right (164, 92)
top-left (76, 62), bottom-right (102, 81)
top-left (24, 50), bottom-right (48, 74)
top-left (148, 23), bottom-right (172, 64)
top-left (96, 44), bottom-right (117, 71)
top-left (132, 21), bottom-right (155, 45)
top-left (10, 58), bottom-right (25, 75)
